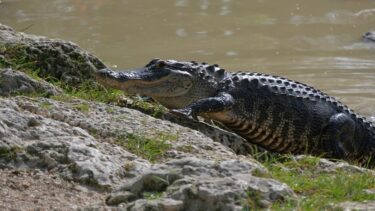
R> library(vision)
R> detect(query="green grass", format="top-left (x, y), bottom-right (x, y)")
top-left (121, 96), bottom-right (168, 118)
top-left (0, 53), bottom-right (9, 67)
top-left (0, 43), bottom-right (39, 71)
top-left (40, 101), bottom-right (53, 110)
top-left (115, 133), bottom-right (177, 162)
top-left (23, 68), bottom-right (43, 81)
top-left (73, 103), bottom-right (90, 113)
top-left (177, 144), bottom-right (195, 153)
top-left (50, 80), bottom-right (168, 117)
top-left (0, 145), bottom-right (23, 161)
top-left (143, 191), bottom-right (164, 200)
top-left (52, 79), bottom-right (124, 103)
top-left (264, 156), bottom-right (375, 210)
top-left (242, 190), bottom-right (267, 210)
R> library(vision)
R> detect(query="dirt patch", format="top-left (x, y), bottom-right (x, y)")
top-left (0, 167), bottom-right (106, 210)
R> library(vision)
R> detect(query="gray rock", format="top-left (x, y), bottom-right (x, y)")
top-left (0, 96), bottom-right (268, 193)
top-left (0, 97), bottom-right (151, 190)
top-left (0, 95), bottom-right (292, 209)
top-left (106, 191), bottom-right (138, 205)
top-left (107, 157), bottom-right (295, 210)
top-left (14, 96), bottom-right (255, 163)
top-left (336, 201), bottom-right (375, 211)
top-left (124, 198), bottom-right (184, 211)
top-left (0, 68), bottom-right (61, 96)
top-left (0, 24), bottom-right (106, 84)
top-left (294, 155), bottom-right (371, 174)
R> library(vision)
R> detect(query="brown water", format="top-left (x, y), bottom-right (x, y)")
top-left (1, 0), bottom-right (375, 119)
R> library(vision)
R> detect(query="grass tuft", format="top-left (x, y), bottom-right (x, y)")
top-left (242, 190), bottom-right (267, 210)
top-left (73, 103), bottom-right (90, 113)
top-left (265, 156), bottom-right (375, 210)
top-left (115, 133), bottom-right (176, 163)
top-left (143, 191), bottom-right (164, 200)
top-left (0, 146), bottom-right (23, 161)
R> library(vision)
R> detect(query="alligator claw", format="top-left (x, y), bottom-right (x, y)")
top-left (170, 108), bottom-right (192, 117)
top-left (170, 108), bottom-right (198, 120)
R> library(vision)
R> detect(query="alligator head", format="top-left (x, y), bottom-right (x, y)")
top-left (95, 59), bottom-right (227, 109)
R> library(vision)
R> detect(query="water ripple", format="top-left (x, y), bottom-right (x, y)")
top-left (296, 57), bottom-right (375, 70)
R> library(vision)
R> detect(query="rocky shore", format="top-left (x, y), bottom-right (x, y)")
top-left (1, 24), bottom-right (375, 210)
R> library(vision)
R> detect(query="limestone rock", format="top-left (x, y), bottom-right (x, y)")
top-left (123, 198), bottom-right (184, 211)
top-left (0, 68), bottom-right (61, 96)
top-left (336, 201), bottom-right (375, 211)
top-left (13, 96), bottom-right (258, 163)
top-left (0, 95), bottom-right (289, 209)
top-left (0, 97), bottom-right (151, 190)
top-left (0, 24), bottom-right (106, 84)
top-left (294, 155), bottom-right (371, 174)
top-left (0, 96), bottom-right (267, 191)
top-left (107, 157), bottom-right (295, 210)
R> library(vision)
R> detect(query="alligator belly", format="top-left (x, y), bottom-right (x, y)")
top-left (224, 118), bottom-right (298, 154)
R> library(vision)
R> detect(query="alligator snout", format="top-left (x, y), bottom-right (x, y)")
top-left (95, 68), bottom-right (128, 83)
top-left (94, 68), bottom-right (126, 90)
top-left (95, 68), bottom-right (115, 80)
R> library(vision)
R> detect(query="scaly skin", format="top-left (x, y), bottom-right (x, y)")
top-left (96, 59), bottom-right (375, 167)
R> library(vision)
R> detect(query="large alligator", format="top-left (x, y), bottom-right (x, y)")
top-left (96, 59), bottom-right (375, 167)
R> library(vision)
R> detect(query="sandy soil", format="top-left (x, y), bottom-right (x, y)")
top-left (0, 167), bottom-right (106, 211)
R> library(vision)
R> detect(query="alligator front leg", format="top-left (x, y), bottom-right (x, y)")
top-left (320, 113), bottom-right (356, 158)
top-left (170, 93), bottom-right (235, 120)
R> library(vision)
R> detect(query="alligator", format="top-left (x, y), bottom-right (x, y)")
top-left (95, 59), bottom-right (375, 167)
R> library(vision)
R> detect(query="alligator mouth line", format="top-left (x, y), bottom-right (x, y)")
top-left (125, 76), bottom-right (170, 86)
top-left (96, 70), bottom-right (170, 89)
top-left (98, 76), bottom-right (172, 93)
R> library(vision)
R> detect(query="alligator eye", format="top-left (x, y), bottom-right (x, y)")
top-left (145, 58), bottom-right (160, 67)
top-left (155, 61), bottom-right (166, 69)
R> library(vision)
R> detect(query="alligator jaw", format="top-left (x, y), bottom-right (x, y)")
top-left (95, 68), bottom-right (154, 88)
top-left (95, 67), bottom-right (193, 97)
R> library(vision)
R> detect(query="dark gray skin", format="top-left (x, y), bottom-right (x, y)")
top-left (96, 59), bottom-right (375, 167)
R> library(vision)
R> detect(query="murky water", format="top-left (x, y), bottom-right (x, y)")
top-left (1, 0), bottom-right (374, 118)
